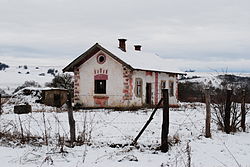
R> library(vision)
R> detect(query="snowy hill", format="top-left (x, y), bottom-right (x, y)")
top-left (181, 71), bottom-right (250, 87)
top-left (0, 65), bottom-right (64, 95)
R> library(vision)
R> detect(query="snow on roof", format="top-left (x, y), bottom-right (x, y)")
top-left (99, 43), bottom-right (185, 74)
top-left (15, 87), bottom-right (67, 95)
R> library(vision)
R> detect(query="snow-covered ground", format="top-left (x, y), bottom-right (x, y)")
top-left (0, 103), bottom-right (249, 167)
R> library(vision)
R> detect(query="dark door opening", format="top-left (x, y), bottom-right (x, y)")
top-left (146, 83), bottom-right (152, 105)
top-left (54, 94), bottom-right (61, 107)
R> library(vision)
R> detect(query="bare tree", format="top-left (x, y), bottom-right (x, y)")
top-left (212, 89), bottom-right (242, 133)
top-left (46, 73), bottom-right (73, 90)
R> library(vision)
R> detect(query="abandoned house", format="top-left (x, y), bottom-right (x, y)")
top-left (63, 39), bottom-right (184, 108)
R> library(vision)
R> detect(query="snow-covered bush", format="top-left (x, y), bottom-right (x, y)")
top-left (47, 68), bottom-right (58, 76)
top-left (13, 81), bottom-right (41, 93)
top-left (0, 62), bottom-right (9, 71)
top-left (0, 88), bottom-right (6, 95)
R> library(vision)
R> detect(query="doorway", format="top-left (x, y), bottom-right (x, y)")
top-left (54, 94), bottom-right (61, 107)
top-left (146, 83), bottom-right (152, 105)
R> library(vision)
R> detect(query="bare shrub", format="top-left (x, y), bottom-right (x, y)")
top-left (77, 111), bottom-right (95, 145)
top-left (168, 134), bottom-right (181, 146)
top-left (212, 89), bottom-right (243, 133)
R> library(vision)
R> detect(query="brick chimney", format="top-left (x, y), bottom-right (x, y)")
top-left (134, 45), bottom-right (141, 51)
top-left (118, 38), bottom-right (127, 52)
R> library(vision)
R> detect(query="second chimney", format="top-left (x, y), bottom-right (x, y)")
top-left (118, 38), bottom-right (127, 52)
top-left (134, 45), bottom-right (142, 51)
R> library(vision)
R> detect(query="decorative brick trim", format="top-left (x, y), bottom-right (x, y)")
top-left (94, 74), bottom-right (108, 80)
top-left (74, 68), bottom-right (80, 103)
top-left (175, 80), bottom-right (178, 99)
top-left (94, 68), bottom-right (108, 75)
top-left (155, 72), bottom-right (159, 105)
top-left (122, 66), bottom-right (133, 100)
top-left (146, 71), bottom-right (153, 76)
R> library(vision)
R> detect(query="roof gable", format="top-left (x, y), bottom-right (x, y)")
top-left (63, 43), bottom-right (132, 72)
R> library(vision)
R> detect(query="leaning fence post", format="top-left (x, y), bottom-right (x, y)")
top-left (205, 88), bottom-right (211, 138)
top-left (131, 98), bottom-right (163, 145)
top-left (161, 89), bottom-right (169, 152)
top-left (241, 89), bottom-right (246, 132)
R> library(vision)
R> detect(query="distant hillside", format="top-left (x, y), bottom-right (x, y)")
top-left (0, 65), bottom-right (64, 95)
top-left (179, 73), bottom-right (250, 103)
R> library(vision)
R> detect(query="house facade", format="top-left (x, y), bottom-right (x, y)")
top-left (63, 39), bottom-right (183, 108)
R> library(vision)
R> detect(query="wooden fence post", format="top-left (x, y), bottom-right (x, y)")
top-left (224, 89), bottom-right (232, 134)
top-left (205, 88), bottom-right (211, 138)
top-left (161, 89), bottom-right (169, 152)
top-left (241, 89), bottom-right (246, 132)
top-left (67, 91), bottom-right (76, 145)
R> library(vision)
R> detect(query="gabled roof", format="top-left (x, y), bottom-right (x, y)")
top-left (63, 43), bottom-right (185, 75)
top-left (63, 43), bottom-right (133, 72)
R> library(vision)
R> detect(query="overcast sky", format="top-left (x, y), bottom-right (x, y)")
top-left (0, 0), bottom-right (250, 72)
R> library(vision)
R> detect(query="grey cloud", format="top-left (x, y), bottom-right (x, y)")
top-left (0, 0), bottom-right (250, 71)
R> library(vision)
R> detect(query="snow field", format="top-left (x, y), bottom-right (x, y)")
top-left (0, 103), bottom-right (249, 167)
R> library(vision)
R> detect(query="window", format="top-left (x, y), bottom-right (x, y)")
top-left (95, 80), bottom-right (106, 94)
top-left (161, 80), bottom-right (166, 97)
top-left (161, 80), bottom-right (166, 89)
top-left (169, 81), bottom-right (174, 96)
top-left (135, 78), bottom-right (142, 97)
top-left (97, 54), bottom-right (106, 64)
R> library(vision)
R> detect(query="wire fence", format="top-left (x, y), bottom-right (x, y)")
top-left (1, 103), bottom-right (248, 146)
top-left (1, 100), bottom-right (249, 167)
top-left (0, 106), bottom-right (205, 145)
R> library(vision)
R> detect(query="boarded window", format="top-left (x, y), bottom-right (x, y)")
top-left (135, 78), bottom-right (142, 97)
top-left (169, 81), bottom-right (174, 96)
top-left (95, 80), bottom-right (106, 94)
